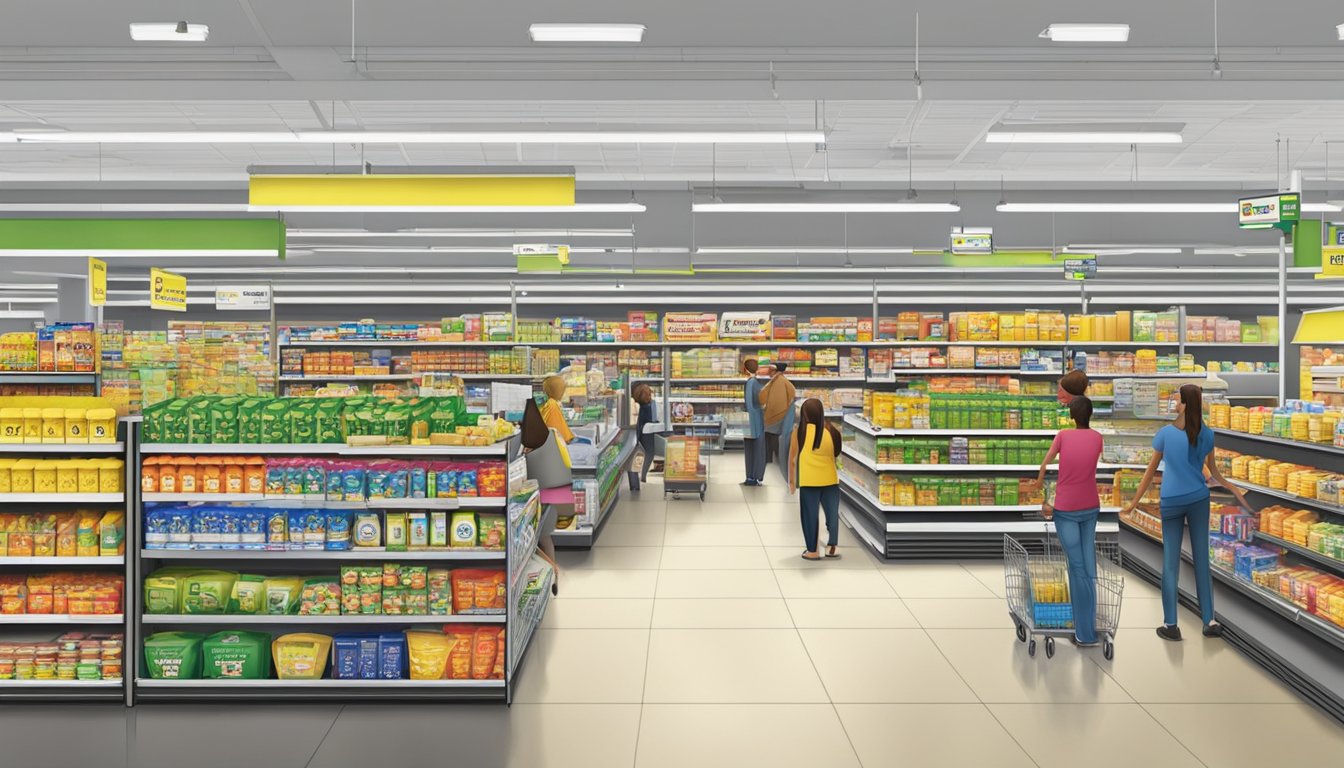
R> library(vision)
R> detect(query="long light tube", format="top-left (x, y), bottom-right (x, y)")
top-left (1039, 24), bottom-right (1130, 42)
top-left (4, 130), bottom-right (823, 145)
top-left (998, 202), bottom-right (1340, 213)
top-left (693, 202), bottom-right (959, 213)
top-left (528, 23), bottom-right (646, 43)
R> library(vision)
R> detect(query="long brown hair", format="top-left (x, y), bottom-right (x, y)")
top-left (1179, 383), bottom-right (1203, 449)
top-left (795, 398), bottom-right (841, 452)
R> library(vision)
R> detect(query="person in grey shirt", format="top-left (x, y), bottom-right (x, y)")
top-left (741, 358), bottom-right (766, 486)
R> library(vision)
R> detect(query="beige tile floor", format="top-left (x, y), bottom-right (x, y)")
top-left (519, 455), bottom-right (1344, 768)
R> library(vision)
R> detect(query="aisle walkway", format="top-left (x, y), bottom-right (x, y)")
top-left (2, 457), bottom-right (1341, 768)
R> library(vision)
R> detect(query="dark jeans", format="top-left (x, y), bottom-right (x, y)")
top-left (1053, 507), bottom-right (1099, 643)
top-left (742, 436), bottom-right (765, 482)
top-left (1161, 495), bottom-right (1214, 626)
top-left (799, 484), bottom-right (840, 552)
top-left (637, 432), bottom-right (655, 482)
top-left (764, 431), bottom-right (780, 463)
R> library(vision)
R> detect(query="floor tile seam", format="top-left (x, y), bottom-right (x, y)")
top-left (302, 703), bottom-right (346, 768)
top-left (1132, 701), bottom-right (1213, 768)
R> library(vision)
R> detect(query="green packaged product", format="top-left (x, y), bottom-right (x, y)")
top-left (162, 399), bottom-right (192, 443)
top-left (263, 576), bottom-right (305, 615)
top-left (141, 400), bottom-right (168, 443)
top-left (260, 400), bottom-right (291, 443)
top-left (289, 399), bottom-right (319, 444)
top-left (182, 570), bottom-right (238, 614)
top-left (143, 632), bottom-right (205, 679)
top-left (228, 574), bottom-right (267, 614)
top-left (315, 399), bottom-right (345, 444)
top-left (237, 397), bottom-right (266, 443)
top-left (209, 397), bottom-right (241, 444)
top-left (202, 630), bottom-right (272, 679)
top-left (143, 568), bottom-right (198, 614)
top-left (187, 398), bottom-right (213, 444)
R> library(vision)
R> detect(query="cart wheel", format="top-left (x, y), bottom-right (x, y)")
top-left (1045, 637), bottom-right (1055, 658)
top-left (1015, 622), bottom-right (1026, 643)
top-left (1103, 640), bottom-right (1114, 661)
top-left (1027, 639), bottom-right (1037, 657)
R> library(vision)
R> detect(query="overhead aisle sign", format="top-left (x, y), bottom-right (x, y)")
top-left (215, 285), bottom-right (272, 310)
top-left (87, 258), bottom-right (106, 306)
top-left (150, 268), bottom-right (188, 312)
top-left (1238, 193), bottom-right (1299, 232)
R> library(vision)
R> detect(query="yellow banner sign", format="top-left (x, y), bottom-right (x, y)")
top-left (150, 268), bottom-right (188, 312)
top-left (87, 257), bottom-right (106, 306)
top-left (1324, 247), bottom-right (1344, 277)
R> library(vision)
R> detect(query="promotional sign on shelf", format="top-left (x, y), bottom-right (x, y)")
top-left (1323, 248), bottom-right (1344, 278)
top-left (214, 284), bottom-right (272, 311)
top-left (717, 311), bottom-right (772, 340)
top-left (149, 267), bottom-right (188, 312)
top-left (1063, 257), bottom-right (1098, 281)
top-left (514, 243), bottom-right (570, 272)
top-left (1238, 193), bottom-right (1300, 232)
top-left (949, 226), bottom-right (993, 254)
top-left (87, 257), bottom-right (106, 306)
top-left (663, 312), bottom-right (718, 342)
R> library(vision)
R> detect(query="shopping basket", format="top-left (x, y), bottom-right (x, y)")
top-left (1003, 531), bottom-right (1124, 660)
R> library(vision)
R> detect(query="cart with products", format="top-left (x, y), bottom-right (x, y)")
top-left (662, 434), bottom-right (708, 500)
top-left (1004, 532), bottom-right (1124, 660)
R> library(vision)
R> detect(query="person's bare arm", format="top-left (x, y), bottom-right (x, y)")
top-left (1206, 453), bottom-right (1251, 511)
top-left (1032, 437), bottom-right (1060, 490)
top-left (1124, 452), bottom-right (1163, 513)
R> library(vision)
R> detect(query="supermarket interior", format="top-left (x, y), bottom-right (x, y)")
top-left (3, 2), bottom-right (1344, 767)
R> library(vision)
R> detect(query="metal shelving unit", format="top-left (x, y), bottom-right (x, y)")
top-left (552, 428), bottom-right (638, 548)
top-left (0, 431), bottom-right (133, 702)
top-left (130, 429), bottom-right (544, 702)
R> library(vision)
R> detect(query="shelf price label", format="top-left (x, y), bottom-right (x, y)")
top-left (1063, 257), bottom-right (1097, 281)
top-left (150, 267), bottom-right (188, 312)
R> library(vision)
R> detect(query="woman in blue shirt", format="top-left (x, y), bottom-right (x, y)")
top-left (1124, 384), bottom-right (1249, 641)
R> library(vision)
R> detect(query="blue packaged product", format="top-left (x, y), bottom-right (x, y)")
top-left (303, 464), bottom-right (326, 496)
top-left (379, 632), bottom-right (407, 679)
top-left (283, 466), bottom-right (305, 497)
top-left (265, 509), bottom-right (288, 550)
top-left (366, 469), bottom-right (390, 499)
top-left (386, 468), bottom-right (409, 499)
top-left (325, 471), bottom-right (344, 502)
top-left (409, 467), bottom-right (428, 499)
top-left (192, 507), bottom-right (222, 550)
top-left (240, 508), bottom-right (267, 550)
top-left (456, 468), bottom-right (478, 496)
top-left (434, 470), bottom-right (458, 499)
top-left (287, 510), bottom-right (307, 550)
top-left (324, 510), bottom-right (352, 551)
top-left (303, 510), bottom-right (326, 550)
top-left (342, 468), bottom-right (366, 501)
top-left (218, 507), bottom-right (243, 549)
top-left (265, 465), bottom-right (286, 497)
top-left (144, 508), bottom-right (171, 549)
top-left (331, 634), bottom-right (380, 680)
top-left (166, 507), bottom-right (194, 549)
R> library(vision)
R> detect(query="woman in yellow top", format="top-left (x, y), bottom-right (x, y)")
top-left (789, 398), bottom-right (843, 561)
top-left (539, 375), bottom-right (574, 443)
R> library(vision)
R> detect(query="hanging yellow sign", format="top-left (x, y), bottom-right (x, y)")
top-left (87, 257), bottom-right (106, 306)
top-left (150, 268), bottom-right (188, 312)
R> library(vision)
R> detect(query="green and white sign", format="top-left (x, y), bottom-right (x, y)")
top-left (1238, 193), bottom-right (1299, 231)
top-left (1063, 257), bottom-right (1097, 280)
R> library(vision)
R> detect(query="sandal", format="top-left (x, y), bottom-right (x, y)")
top-left (825, 546), bottom-right (841, 559)
top-left (801, 551), bottom-right (822, 561)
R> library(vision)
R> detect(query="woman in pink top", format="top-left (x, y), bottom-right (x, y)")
top-left (1030, 396), bottom-right (1103, 647)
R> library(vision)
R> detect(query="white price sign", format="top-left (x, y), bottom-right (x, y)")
top-left (214, 285), bottom-right (272, 311)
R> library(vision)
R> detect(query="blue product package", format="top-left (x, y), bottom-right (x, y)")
top-left (378, 633), bottom-right (407, 679)
top-left (239, 508), bottom-right (267, 550)
top-left (303, 464), bottom-right (326, 497)
top-left (143, 508), bottom-right (171, 549)
top-left (218, 507), bottom-right (243, 549)
top-left (324, 509), bottom-right (352, 551)
top-left (283, 466), bottom-right (305, 497)
top-left (331, 634), bottom-right (380, 680)
top-left (325, 471), bottom-right (344, 502)
top-left (366, 469), bottom-right (389, 500)
top-left (386, 469), bottom-right (409, 499)
top-left (288, 510), bottom-right (307, 550)
top-left (166, 508), bottom-right (193, 549)
top-left (409, 467), bottom-right (428, 499)
top-left (342, 468), bottom-right (366, 502)
top-left (303, 510), bottom-right (326, 550)
top-left (434, 470), bottom-right (458, 499)
top-left (191, 507), bottom-right (221, 550)
top-left (265, 508), bottom-right (288, 550)
top-left (456, 467), bottom-right (478, 496)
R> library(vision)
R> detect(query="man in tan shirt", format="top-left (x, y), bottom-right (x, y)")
top-left (759, 362), bottom-right (796, 465)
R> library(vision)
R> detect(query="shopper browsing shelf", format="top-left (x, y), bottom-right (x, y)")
top-left (740, 358), bottom-right (766, 486)
top-left (539, 374), bottom-right (575, 443)
top-left (760, 362), bottom-right (796, 468)
top-left (631, 383), bottom-right (657, 487)
top-left (1123, 384), bottom-right (1250, 641)
top-left (1058, 369), bottom-right (1089, 405)
top-left (1030, 396), bottom-right (1103, 647)
top-left (789, 398), bottom-right (843, 561)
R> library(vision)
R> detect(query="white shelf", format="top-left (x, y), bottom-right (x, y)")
top-left (0, 679), bottom-right (121, 688)
top-left (136, 678), bottom-right (504, 689)
top-left (142, 613), bottom-right (502, 625)
top-left (145, 493), bottom-right (266, 503)
top-left (873, 369), bottom-right (1064, 377)
top-left (142, 443), bottom-right (508, 457)
top-left (843, 449), bottom-right (1142, 473)
top-left (0, 493), bottom-right (123, 503)
top-left (280, 374), bottom-right (414, 382)
top-left (0, 614), bottom-right (123, 624)
top-left (1185, 342), bottom-right (1280, 347)
top-left (0, 442), bottom-right (124, 454)
top-left (0, 556), bottom-right (123, 566)
top-left (1212, 429), bottom-right (1344, 456)
top-left (1227, 479), bottom-right (1344, 517)
top-left (143, 548), bottom-right (504, 561)
top-left (843, 413), bottom-right (1058, 437)
top-left (143, 494), bottom-right (465, 509)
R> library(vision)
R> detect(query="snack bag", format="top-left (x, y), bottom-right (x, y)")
top-left (405, 630), bottom-right (453, 680)
top-left (228, 574), bottom-right (267, 614)
top-left (273, 633), bottom-right (332, 680)
top-left (298, 578), bottom-right (342, 616)
top-left (262, 576), bottom-right (304, 615)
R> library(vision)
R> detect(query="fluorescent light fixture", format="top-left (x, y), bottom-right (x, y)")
top-left (130, 21), bottom-right (208, 42)
top-left (8, 130), bottom-right (822, 145)
top-left (1305, 202), bottom-right (1342, 212)
top-left (0, 310), bottom-right (46, 319)
top-left (1039, 23), bottom-right (1130, 42)
top-left (248, 203), bottom-right (645, 214)
top-left (1062, 246), bottom-right (1182, 256)
top-left (1338, 23), bottom-right (1344, 40)
top-left (986, 122), bottom-right (1182, 144)
top-left (529, 23), bottom-right (645, 43)
top-left (285, 228), bottom-right (634, 239)
top-left (693, 202), bottom-right (959, 213)
top-left (694, 247), bottom-right (915, 255)
top-left (998, 202), bottom-right (1235, 214)
top-left (0, 203), bottom-right (252, 212)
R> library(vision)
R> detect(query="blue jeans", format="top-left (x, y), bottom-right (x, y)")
top-left (1161, 494), bottom-right (1214, 626)
top-left (800, 484), bottom-right (840, 552)
top-left (1054, 507), bottom-right (1099, 643)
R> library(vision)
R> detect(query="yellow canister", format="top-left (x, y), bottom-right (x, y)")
top-left (40, 408), bottom-right (66, 444)
top-left (63, 409), bottom-right (88, 444)
top-left (21, 408), bottom-right (42, 443)
top-left (77, 461), bottom-right (101, 494)
top-left (54, 461), bottom-right (80, 494)
top-left (0, 408), bottom-right (23, 443)
top-left (85, 408), bottom-right (117, 444)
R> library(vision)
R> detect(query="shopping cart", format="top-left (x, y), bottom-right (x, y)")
top-left (662, 434), bottom-right (708, 500)
top-left (1004, 532), bottom-right (1124, 660)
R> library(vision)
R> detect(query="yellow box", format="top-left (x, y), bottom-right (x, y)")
top-left (33, 461), bottom-right (57, 494)
top-left (9, 459), bottom-right (35, 492)
top-left (77, 463), bottom-right (100, 494)
top-left (97, 459), bottom-right (124, 494)
top-left (85, 408), bottom-right (117, 444)
top-left (55, 461), bottom-right (80, 494)
top-left (0, 459), bottom-right (12, 493)
top-left (40, 407), bottom-right (66, 444)
top-left (0, 407), bottom-right (23, 443)
top-left (63, 408), bottom-right (88, 444)
top-left (21, 408), bottom-right (42, 443)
